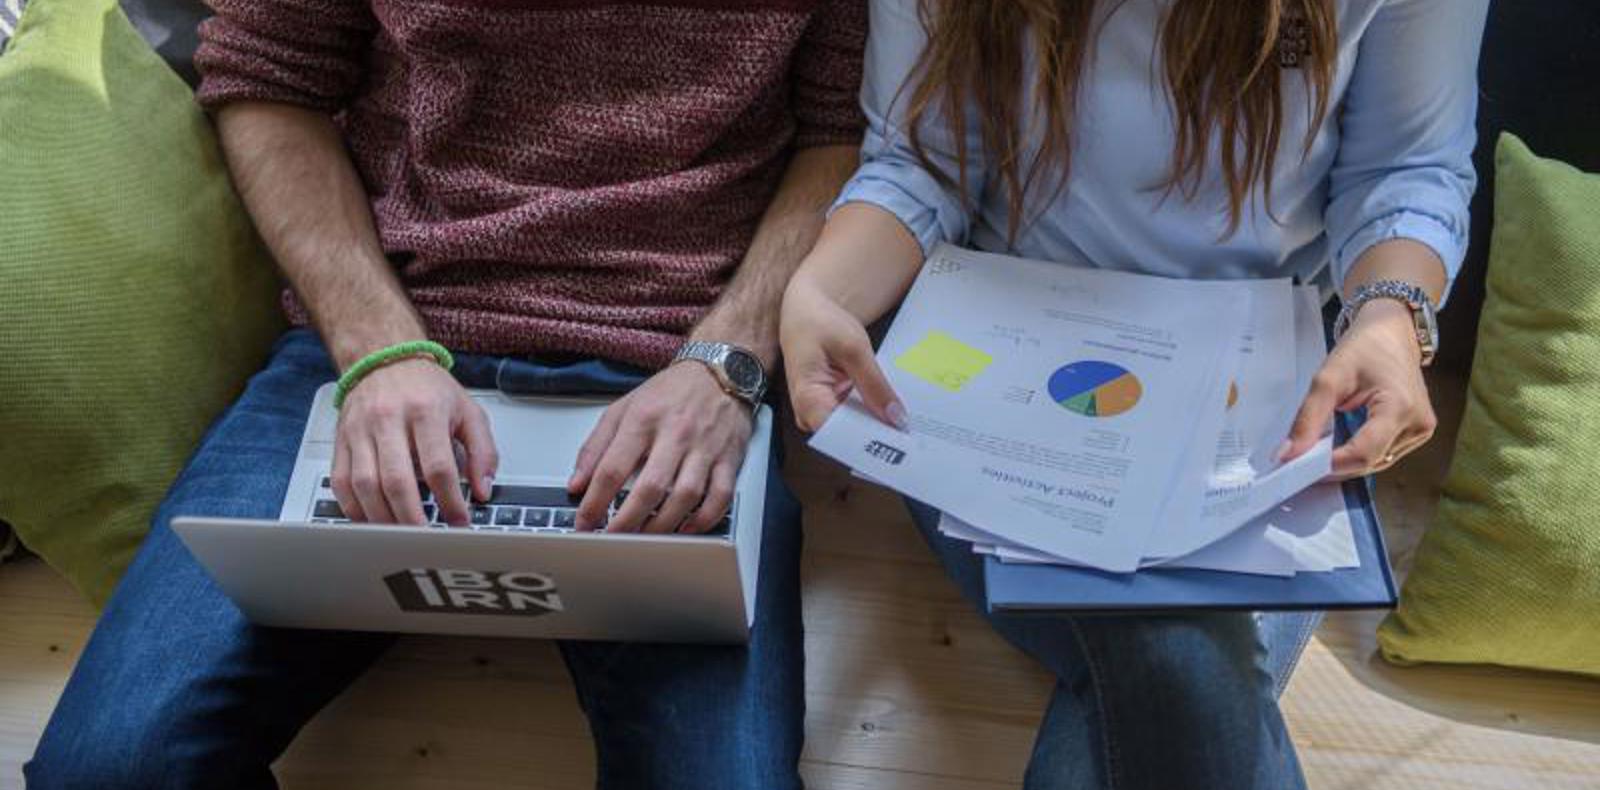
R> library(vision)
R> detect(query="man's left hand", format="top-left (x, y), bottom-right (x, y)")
top-left (568, 361), bottom-right (754, 533)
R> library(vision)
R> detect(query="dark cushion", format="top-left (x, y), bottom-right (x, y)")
top-left (119, 0), bottom-right (209, 86)
top-left (8, 2), bottom-right (208, 87)
top-left (1439, 2), bottom-right (1600, 371)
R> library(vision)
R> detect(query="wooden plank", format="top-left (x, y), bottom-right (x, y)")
top-left (802, 761), bottom-right (1019, 790)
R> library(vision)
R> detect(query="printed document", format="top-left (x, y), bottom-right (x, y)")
top-left (810, 245), bottom-right (1250, 572)
top-left (1146, 284), bottom-right (1334, 559)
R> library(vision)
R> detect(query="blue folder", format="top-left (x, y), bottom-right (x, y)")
top-left (983, 415), bottom-right (1398, 613)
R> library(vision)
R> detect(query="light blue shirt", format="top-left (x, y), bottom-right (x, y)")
top-left (836, 0), bottom-right (1488, 303)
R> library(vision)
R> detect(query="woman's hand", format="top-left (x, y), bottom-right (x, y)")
top-left (1282, 299), bottom-right (1438, 479)
top-left (781, 277), bottom-right (907, 433)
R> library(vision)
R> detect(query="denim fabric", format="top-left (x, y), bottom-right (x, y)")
top-left (905, 502), bottom-right (1309, 790)
top-left (1258, 608), bottom-right (1324, 700)
top-left (26, 329), bottom-right (804, 790)
top-left (452, 350), bottom-right (651, 397)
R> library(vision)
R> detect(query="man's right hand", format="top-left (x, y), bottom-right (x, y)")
top-left (330, 359), bottom-right (499, 526)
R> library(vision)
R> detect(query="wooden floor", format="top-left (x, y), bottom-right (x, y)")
top-left (3, 369), bottom-right (1598, 789)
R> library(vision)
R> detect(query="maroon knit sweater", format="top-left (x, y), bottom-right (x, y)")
top-left (195, 0), bottom-right (866, 369)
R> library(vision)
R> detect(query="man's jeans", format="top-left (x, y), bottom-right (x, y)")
top-left (906, 502), bottom-right (1313, 790)
top-left (25, 329), bottom-right (805, 790)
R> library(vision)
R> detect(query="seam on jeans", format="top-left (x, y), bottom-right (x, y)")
top-left (1273, 615), bottom-right (1321, 699)
top-left (1070, 618), bottom-right (1121, 790)
top-left (494, 357), bottom-right (511, 392)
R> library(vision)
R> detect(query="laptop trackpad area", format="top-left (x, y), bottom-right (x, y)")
top-left (301, 387), bottom-right (609, 480)
top-left (471, 392), bottom-right (608, 479)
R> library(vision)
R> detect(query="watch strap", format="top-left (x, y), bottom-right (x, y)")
top-left (673, 341), bottom-right (767, 407)
top-left (1333, 280), bottom-right (1439, 367)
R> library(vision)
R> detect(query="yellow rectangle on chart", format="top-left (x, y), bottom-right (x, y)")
top-left (894, 331), bottom-right (994, 392)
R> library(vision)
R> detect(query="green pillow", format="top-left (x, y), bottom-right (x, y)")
top-left (1377, 134), bottom-right (1600, 677)
top-left (0, 0), bottom-right (283, 606)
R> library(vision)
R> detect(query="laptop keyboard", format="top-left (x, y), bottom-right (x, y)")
top-left (307, 478), bottom-right (733, 537)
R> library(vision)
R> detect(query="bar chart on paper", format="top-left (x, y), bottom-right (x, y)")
top-left (1048, 361), bottom-right (1142, 418)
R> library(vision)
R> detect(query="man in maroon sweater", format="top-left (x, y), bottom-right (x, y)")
top-left (26, 2), bottom-right (865, 788)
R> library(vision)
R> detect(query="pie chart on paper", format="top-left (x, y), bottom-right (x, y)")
top-left (1048, 361), bottom-right (1142, 418)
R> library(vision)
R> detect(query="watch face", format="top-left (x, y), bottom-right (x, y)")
top-left (723, 350), bottom-right (764, 392)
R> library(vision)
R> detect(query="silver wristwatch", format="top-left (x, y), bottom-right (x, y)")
top-left (673, 341), bottom-right (768, 408)
top-left (1333, 280), bottom-right (1439, 367)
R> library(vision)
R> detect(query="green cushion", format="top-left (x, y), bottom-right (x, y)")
top-left (0, 0), bottom-right (282, 606)
top-left (1377, 134), bottom-right (1600, 677)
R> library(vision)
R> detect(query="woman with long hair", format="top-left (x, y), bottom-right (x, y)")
top-left (782, 0), bottom-right (1487, 786)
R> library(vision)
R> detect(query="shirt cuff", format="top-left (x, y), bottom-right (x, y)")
top-left (1333, 208), bottom-right (1468, 308)
top-left (830, 160), bottom-right (965, 257)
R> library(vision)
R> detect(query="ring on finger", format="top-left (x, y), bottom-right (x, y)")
top-left (1380, 434), bottom-right (1430, 469)
top-left (1367, 445), bottom-right (1399, 472)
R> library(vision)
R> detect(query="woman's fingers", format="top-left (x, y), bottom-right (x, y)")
top-left (1392, 423), bottom-right (1437, 459)
top-left (1330, 387), bottom-right (1437, 479)
top-left (1329, 407), bottom-right (1408, 479)
top-left (1299, 337), bottom-right (1439, 480)
top-left (830, 328), bottom-right (907, 431)
top-left (782, 283), bottom-right (907, 434)
top-left (792, 377), bottom-right (850, 433)
top-left (1282, 366), bottom-right (1348, 462)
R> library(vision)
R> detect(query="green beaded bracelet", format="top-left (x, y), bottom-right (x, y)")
top-left (334, 340), bottom-right (455, 410)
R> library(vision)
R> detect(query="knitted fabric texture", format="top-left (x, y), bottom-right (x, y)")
top-left (196, 0), bottom-right (867, 368)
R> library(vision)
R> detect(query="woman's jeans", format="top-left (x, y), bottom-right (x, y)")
top-left (25, 329), bottom-right (806, 790)
top-left (906, 502), bottom-right (1313, 790)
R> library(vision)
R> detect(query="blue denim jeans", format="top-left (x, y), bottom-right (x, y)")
top-left (26, 329), bottom-right (805, 790)
top-left (906, 503), bottom-right (1314, 790)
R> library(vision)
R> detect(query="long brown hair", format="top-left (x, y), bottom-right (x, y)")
top-left (904, 0), bottom-right (1337, 241)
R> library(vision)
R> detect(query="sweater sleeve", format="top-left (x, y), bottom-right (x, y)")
top-left (194, 0), bottom-right (378, 114)
top-left (789, 0), bottom-right (868, 148)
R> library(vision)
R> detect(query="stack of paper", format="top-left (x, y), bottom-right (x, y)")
top-left (812, 244), bottom-right (1359, 579)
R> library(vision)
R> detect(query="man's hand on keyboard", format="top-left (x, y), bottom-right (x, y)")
top-left (569, 361), bottom-right (753, 533)
top-left (331, 359), bottom-right (498, 526)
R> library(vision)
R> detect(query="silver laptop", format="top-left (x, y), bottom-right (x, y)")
top-left (173, 383), bottom-right (772, 644)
